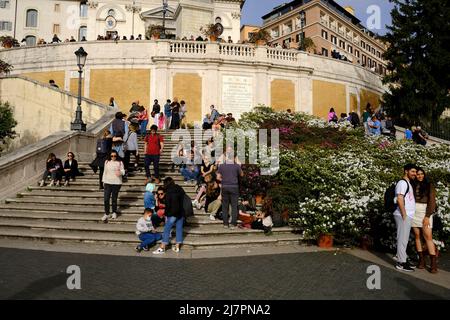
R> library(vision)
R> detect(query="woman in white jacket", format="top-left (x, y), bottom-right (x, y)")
top-left (102, 150), bottom-right (125, 223)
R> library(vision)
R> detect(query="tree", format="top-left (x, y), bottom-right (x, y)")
top-left (0, 59), bottom-right (13, 75)
top-left (0, 102), bottom-right (17, 154)
top-left (382, 0), bottom-right (450, 125)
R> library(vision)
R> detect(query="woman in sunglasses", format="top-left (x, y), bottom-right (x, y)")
top-left (153, 186), bottom-right (166, 227)
top-left (101, 150), bottom-right (125, 223)
top-left (63, 152), bottom-right (82, 186)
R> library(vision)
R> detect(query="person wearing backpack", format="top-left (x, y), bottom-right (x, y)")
top-left (144, 125), bottom-right (164, 185)
top-left (90, 129), bottom-right (113, 190)
top-left (393, 163), bottom-right (417, 272)
top-left (123, 127), bottom-right (139, 177)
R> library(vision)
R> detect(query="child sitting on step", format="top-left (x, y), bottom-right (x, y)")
top-left (135, 208), bottom-right (162, 252)
top-left (144, 182), bottom-right (156, 210)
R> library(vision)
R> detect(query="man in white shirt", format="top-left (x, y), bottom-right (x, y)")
top-left (393, 163), bottom-right (417, 272)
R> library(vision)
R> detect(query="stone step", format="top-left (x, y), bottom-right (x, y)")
top-left (26, 186), bottom-right (197, 194)
top-left (0, 218), bottom-right (296, 237)
top-left (18, 191), bottom-right (201, 201)
top-left (0, 203), bottom-right (208, 216)
top-left (0, 227), bottom-right (302, 248)
top-left (0, 210), bottom-right (221, 225)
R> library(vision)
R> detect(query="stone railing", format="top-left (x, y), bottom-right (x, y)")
top-left (0, 110), bottom-right (115, 201)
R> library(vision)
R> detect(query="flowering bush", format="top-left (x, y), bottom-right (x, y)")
top-left (236, 106), bottom-right (450, 250)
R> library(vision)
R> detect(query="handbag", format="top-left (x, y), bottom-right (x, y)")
top-left (123, 131), bottom-right (132, 152)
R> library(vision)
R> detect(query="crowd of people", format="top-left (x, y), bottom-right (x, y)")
top-left (390, 164), bottom-right (438, 273)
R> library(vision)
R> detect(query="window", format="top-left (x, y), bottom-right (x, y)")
top-left (366, 44), bottom-right (371, 52)
top-left (361, 40), bottom-right (365, 49)
top-left (331, 35), bottom-right (337, 45)
top-left (377, 51), bottom-right (381, 58)
top-left (372, 48), bottom-right (376, 55)
top-left (80, 1), bottom-right (88, 18)
top-left (79, 26), bottom-right (87, 41)
top-left (321, 30), bottom-right (328, 40)
top-left (355, 49), bottom-right (360, 58)
top-left (26, 9), bottom-right (38, 28)
top-left (25, 35), bottom-right (36, 46)
top-left (339, 40), bottom-right (345, 49)
top-left (53, 24), bottom-right (60, 34)
top-left (0, 21), bottom-right (12, 31)
top-left (54, 3), bottom-right (60, 12)
top-left (0, 1), bottom-right (10, 9)
top-left (322, 48), bottom-right (329, 57)
top-left (362, 54), bottom-right (366, 65)
top-left (348, 45), bottom-right (353, 54)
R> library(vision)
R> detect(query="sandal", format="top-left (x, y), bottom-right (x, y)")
top-left (172, 246), bottom-right (180, 253)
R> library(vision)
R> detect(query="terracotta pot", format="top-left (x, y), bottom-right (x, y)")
top-left (152, 34), bottom-right (160, 40)
top-left (3, 43), bottom-right (12, 49)
top-left (360, 236), bottom-right (373, 250)
top-left (255, 194), bottom-right (264, 205)
top-left (255, 39), bottom-right (266, 46)
top-left (317, 234), bottom-right (333, 248)
top-left (209, 35), bottom-right (217, 42)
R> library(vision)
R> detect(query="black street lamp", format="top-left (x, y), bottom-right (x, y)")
top-left (71, 47), bottom-right (88, 132)
top-left (161, 0), bottom-right (168, 39)
top-left (299, 10), bottom-right (306, 51)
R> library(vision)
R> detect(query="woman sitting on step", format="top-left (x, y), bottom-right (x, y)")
top-left (39, 153), bottom-right (64, 187)
top-left (63, 152), bottom-right (83, 187)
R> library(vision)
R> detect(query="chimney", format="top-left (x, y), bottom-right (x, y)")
top-left (344, 6), bottom-right (355, 16)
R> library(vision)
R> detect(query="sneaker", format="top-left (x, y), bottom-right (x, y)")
top-left (209, 214), bottom-right (216, 221)
top-left (49, 180), bottom-right (54, 187)
top-left (223, 225), bottom-right (229, 229)
top-left (230, 225), bottom-right (237, 230)
top-left (190, 180), bottom-right (196, 185)
top-left (396, 262), bottom-right (415, 272)
top-left (39, 180), bottom-right (45, 187)
top-left (64, 181), bottom-right (69, 187)
top-left (172, 246), bottom-right (180, 253)
top-left (184, 181), bottom-right (189, 185)
top-left (101, 214), bottom-right (109, 223)
top-left (405, 261), bottom-right (416, 269)
top-left (55, 181), bottom-right (61, 187)
top-left (152, 248), bottom-right (165, 255)
top-left (143, 246), bottom-right (150, 252)
top-left (111, 213), bottom-right (118, 220)
top-left (135, 246), bottom-right (143, 253)
top-left (192, 200), bottom-right (198, 207)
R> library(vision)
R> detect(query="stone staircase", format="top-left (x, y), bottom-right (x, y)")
top-left (0, 129), bottom-right (302, 249)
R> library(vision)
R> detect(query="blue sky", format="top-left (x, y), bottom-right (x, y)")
top-left (241, 0), bottom-right (394, 35)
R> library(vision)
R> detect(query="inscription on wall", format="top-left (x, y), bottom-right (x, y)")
top-left (221, 75), bottom-right (253, 119)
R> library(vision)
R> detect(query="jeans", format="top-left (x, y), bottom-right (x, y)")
top-left (165, 115), bottom-right (171, 130)
top-left (180, 166), bottom-right (199, 181)
top-left (162, 216), bottom-right (184, 245)
top-left (221, 186), bottom-right (239, 227)
top-left (394, 215), bottom-right (412, 263)
top-left (104, 183), bottom-right (121, 214)
top-left (140, 120), bottom-right (148, 137)
top-left (144, 155), bottom-right (160, 179)
top-left (64, 170), bottom-right (77, 182)
top-left (99, 166), bottom-right (104, 188)
top-left (138, 232), bottom-right (162, 249)
top-left (42, 170), bottom-right (62, 182)
top-left (144, 192), bottom-right (156, 210)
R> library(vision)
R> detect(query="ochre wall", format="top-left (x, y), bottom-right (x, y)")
top-left (312, 80), bottom-right (346, 120)
top-left (271, 79), bottom-right (296, 112)
top-left (350, 93), bottom-right (358, 113)
top-left (172, 73), bottom-right (202, 123)
top-left (70, 79), bottom-right (84, 97)
top-left (360, 89), bottom-right (381, 112)
top-left (22, 71), bottom-right (65, 89)
top-left (89, 69), bottom-right (150, 112)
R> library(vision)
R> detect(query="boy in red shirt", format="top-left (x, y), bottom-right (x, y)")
top-left (144, 125), bottom-right (164, 184)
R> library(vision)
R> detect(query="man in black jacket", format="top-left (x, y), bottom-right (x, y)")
top-left (153, 177), bottom-right (186, 254)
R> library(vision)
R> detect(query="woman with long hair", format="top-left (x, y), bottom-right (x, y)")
top-left (39, 153), bottom-right (64, 187)
top-left (412, 167), bottom-right (438, 273)
top-left (101, 150), bottom-right (125, 223)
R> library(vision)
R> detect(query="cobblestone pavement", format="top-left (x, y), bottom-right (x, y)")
top-left (0, 248), bottom-right (449, 300)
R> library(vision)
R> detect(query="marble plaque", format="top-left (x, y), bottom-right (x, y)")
top-left (221, 75), bottom-right (253, 120)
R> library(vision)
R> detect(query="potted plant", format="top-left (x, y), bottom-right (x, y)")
top-left (0, 59), bottom-right (13, 75)
top-left (249, 29), bottom-right (271, 46)
top-left (0, 36), bottom-right (19, 49)
top-left (318, 233), bottom-right (334, 248)
top-left (146, 25), bottom-right (165, 40)
top-left (200, 24), bottom-right (218, 42)
top-left (265, 186), bottom-right (299, 227)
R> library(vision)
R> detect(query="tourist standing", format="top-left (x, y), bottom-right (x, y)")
top-left (138, 107), bottom-right (149, 137)
top-left (170, 98), bottom-right (181, 129)
top-left (393, 163), bottom-right (417, 272)
top-left (152, 99), bottom-right (161, 125)
top-left (164, 99), bottom-right (172, 131)
top-left (153, 177), bottom-right (186, 254)
top-left (216, 146), bottom-right (243, 229)
top-left (411, 168), bottom-right (438, 273)
top-left (101, 150), bottom-right (125, 223)
top-left (144, 125), bottom-right (164, 184)
top-left (109, 97), bottom-right (118, 108)
top-left (209, 105), bottom-right (219, 123)
top-left (123, 126), bottom-right (139, 175)
top-left (328, 108), bottom-right (338, 123)
top-left (180, 100), bottom-right (187, 128)
top-left (90, 129), bottom-right (113, 190)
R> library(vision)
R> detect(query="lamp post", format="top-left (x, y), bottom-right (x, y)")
top-left (161, 0), bottom-right (168, 39)
top-left (71, 47), bottom-right (88, 132)
top-left (299, 10), bottom-right (305, 51)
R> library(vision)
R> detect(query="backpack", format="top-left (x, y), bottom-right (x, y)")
top-left (182, 193), bottom-right (194, 218)
top-left (384, 179), bottom-right (409, 212)
top-left (96, 139), bottom-right (108, 154)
